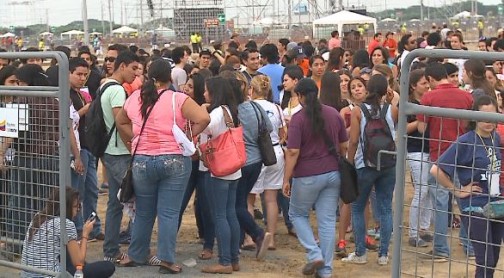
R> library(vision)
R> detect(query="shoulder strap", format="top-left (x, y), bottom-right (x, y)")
top-left (380, 103), bottom-right (390, 119)
top-left (274, 104), bottom-right (284, 127)
top-left (250, 101), bottom-right (263, 127)
top-left (360, 103), bottom-right (372, 120)
top-left (131, 90), bottom-right (167, 157)
top-left (221, 106), bottom-right (235, 128)
top-left (100, 80), bottom-right (122, 142)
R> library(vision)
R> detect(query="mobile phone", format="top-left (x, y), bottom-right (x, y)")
top-left (87, 211), bottom-right (97, 222)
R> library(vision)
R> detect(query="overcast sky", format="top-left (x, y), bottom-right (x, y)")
top-left (0, 0), bottom-right (500, 27)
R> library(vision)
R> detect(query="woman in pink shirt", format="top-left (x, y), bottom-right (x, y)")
top-left (328, 31), bottom-right (341, 50)
top-left (115, 59), bottom-right (210, 274)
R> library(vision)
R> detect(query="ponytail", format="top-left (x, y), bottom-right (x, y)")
top-left (140, 77), bottom-right (159, 118)
top-left (295, 78), bottom-right (326, 135)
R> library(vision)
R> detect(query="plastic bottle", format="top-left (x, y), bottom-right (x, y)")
top-left (74, 265), bottom-right (84, 278)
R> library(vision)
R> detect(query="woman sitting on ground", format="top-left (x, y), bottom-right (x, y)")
top-left (21, 186), bottom-right (115, 278)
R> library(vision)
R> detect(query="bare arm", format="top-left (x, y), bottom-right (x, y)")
top-left (67, 219), bottom-right (95, 267)
top-left (417, 120), bottom-right (427, 134)
top-left (181, 98), bottom-right (211, 136)
top-left (77, 103), bottom-right (90, 117)
top-left (115, 108), bottom-right (133, 152)
top-left (282, 148), bottom-right (300, 197)
top-left (347, 107), bottom-right (362, 164)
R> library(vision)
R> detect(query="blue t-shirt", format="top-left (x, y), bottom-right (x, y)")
top-left (258, 63), bottom-right (285, 104)
top-left (438, 130), bottom-right (503, 211)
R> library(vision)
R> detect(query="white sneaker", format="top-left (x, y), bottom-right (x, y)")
top-left (341, 252), bottom-right (368, 264)
top-left (377, 255), bottom-right (389, 266)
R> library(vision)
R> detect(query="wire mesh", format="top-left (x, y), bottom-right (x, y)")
top-left (0, 51), bottom-right (70, 277)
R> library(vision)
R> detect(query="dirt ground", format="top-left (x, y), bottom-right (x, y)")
top-left (1, 163), bottom-right (503, 278)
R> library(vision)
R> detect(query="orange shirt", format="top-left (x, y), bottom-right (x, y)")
top-left (298, 59), bottom-right (310, 77)
top-left (383, 38), bottom-right (398, 58)
top-left (123, 76), bottom-right (143, 96)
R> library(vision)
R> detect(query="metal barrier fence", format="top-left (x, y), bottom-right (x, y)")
top-left (0, 52), bottom-right (70, 277)
top-left (393, 49), bottom-right (504, 277)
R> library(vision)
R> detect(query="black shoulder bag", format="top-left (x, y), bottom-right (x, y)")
top-left (322, 129), bottom-right (358, 204)
top-left (250, 101), bottom-right (277, 166)
top-left (119, 90), bottom-right (167, 203)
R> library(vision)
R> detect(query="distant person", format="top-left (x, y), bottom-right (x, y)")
top-left (328, 30), bottom-right (341, 50)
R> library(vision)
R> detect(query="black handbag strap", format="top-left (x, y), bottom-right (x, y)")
top-left (250, 101), bottom-right (266, 131)
top-left (130, 90), bottom-right (168, 159)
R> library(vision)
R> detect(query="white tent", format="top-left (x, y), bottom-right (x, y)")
top-left (112, 26), bottom-right (137, 34)
top-left (312, 10), bottom-right (377, 38)
top-left (40, 31), bottom-right (53, 36)
top-left (381, 18), bottom-right (397, 22)
top-left (253, 17), bottom-right (279, 26)
top-left (0, 32), bottom-right (16, 38)
top-left (451, 11), bottom-right (471, 20)
top-left (60, 29), bottom-right (84, 40)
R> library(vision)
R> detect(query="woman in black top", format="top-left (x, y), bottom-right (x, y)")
top-left (406, 69), bottom-right (433, 247)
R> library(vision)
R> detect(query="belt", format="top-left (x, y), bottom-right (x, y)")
top-left (272, 143), bottom-right (280, 146)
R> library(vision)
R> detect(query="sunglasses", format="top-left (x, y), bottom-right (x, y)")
top-left (104, 56), bottom-right (116, 63)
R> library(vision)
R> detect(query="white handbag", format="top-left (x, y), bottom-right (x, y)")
top-left (172, 92), bottom-right (196, 156)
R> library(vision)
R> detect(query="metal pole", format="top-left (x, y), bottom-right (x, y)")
top-left (82, 0), bottom-right (90, 46)
top-left (108, 0), bottom-right (113, 35)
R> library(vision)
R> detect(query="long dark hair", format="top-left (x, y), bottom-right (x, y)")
top-left (295, 78), bottom-right (325, 135)
top-left (140, 59), bottom-right (172, 118)
top-left (369, 46), bottom-right (390, 68)
top-left (281, 65), bottom-right (304, 109)
top-left (320, 71), bottom-right (346, 111)
top-left (352, 49), bottom-right (370, 69)
top-left (467, 95), bottom-right (498, 131)
top-left (29, 187), bottom-right (79, 241)
top-left (325, 47), bottom-right (344, 72)
top-left (206, 76), bottom-right (240, 127)
top-left (188, 72), bottom-right (205, 105)
top-left (464, 59), bottom-right (495, 99)
top-left (364, 74), bottom-right (388, 116)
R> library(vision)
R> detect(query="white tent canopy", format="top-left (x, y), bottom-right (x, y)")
top-left (381, 18), bottom-right (397, 22)
top-left (40, 31), bottom-right (53, 36)
top-left (0, 32), bottom-right (16, 38)
top-left (313, 10), bottom-right (377, 38)
top-left (253, 17), bottom-right (279, 26)
top-left (112, 26), bottom-right (137, 34)
top-left (60, 29), bottom-right (84, 40)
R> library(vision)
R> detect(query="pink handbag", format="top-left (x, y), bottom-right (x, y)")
top-left (200, 106), bottom-right (246, 177)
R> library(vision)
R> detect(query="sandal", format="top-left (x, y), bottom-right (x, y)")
top-left (159, 264), bottom-right (182, 274)
top-left (147, 255), bottom-right (162, 266)
top-left (241, 244), bottom-right (256, 251)
top-left (198, 249), bottom-right (213, 260)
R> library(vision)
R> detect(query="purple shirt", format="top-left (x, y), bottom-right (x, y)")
top-left (287, 105), bottom-right (348, 178)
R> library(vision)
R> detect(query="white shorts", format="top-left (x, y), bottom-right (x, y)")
top-left (251, 145), bottom-right (285, 194)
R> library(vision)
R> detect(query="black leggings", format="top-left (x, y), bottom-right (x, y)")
top-left (67, 251), bottom-right (115, 278)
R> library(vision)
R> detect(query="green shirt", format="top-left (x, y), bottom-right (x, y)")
top-left (100, 79), bottom-right (130, 155)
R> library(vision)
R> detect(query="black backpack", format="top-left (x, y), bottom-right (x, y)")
top-left (360, 103), bottom-right (396, 169)
top-left (85, 81), bottom-right (122, 158)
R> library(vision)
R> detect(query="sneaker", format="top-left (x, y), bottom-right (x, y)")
top-left (342, 252), bottom-right (368, 264)
top-left (419, 250), bottom-right (449, 262)
top-left (98, 188), bottom-right (108, 195)
top-left (420, 233), bottom-right (433, 243)
top-left (365, 235), bottom-right (378, 251)
top-left (335, 240), bottom-right (347, 258)
top-left (377, 255), bottom-right (389, 266)
top-left (464, 249), bottom-right (475, 260)
top-left (408, 238), bottom-right (428, 248)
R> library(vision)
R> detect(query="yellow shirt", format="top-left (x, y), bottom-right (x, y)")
top-left (190, 35), bottom-right (198, 44)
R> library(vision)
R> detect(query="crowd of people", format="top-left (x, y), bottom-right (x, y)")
top-left (0, 25), bottom-right (503, 278)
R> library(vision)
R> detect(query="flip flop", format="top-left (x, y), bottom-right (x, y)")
top-left (159, 264), bottom-right (182, 274)
top-left (198, 249), bottom-right (213, 260)
top-left (147, 256), bottom-right (161, 266)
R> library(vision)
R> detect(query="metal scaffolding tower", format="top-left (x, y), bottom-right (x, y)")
top-left (173, 0), bottom-right (225, 40)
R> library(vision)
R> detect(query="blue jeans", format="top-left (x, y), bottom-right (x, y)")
top-left (207, 177), bottom-right (240, 266)
top-left (461, 213), bottom-right (504, 278)
top-left (352, 167), bottom-right (395, 257)
top-left (236, 162), bottom-right (263, 243)
top-left (278, 192), bottom-right (293, 230)
top-left (71, 148), bottom-right (101, 237)
top-left (289, 171), bottom-right (340, 277)
top-left (428, 169), bottom-right (450, 255)
top-left (102, 154), bottom-right (130, 258)
top-left (127, 155), bottom-right (191, 263)
top-left (178, 161), bottom-right (215, 250)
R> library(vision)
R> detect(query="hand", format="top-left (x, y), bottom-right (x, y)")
top-left (282, 181), bottom-right (291, 198)
top-left (455, 182), bottom-right (483, 199)
top-left (82, 218), bottom-right (95, 238)
top-left (73, 158), bottom-right (85, 175)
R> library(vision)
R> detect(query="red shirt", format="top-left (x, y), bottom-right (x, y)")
top-left (417, 83), bottom-right (473, 162)
top-left (367, 39), bottom-right (382, 55)
top-left (383, 38), bottom-right (397, 58)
